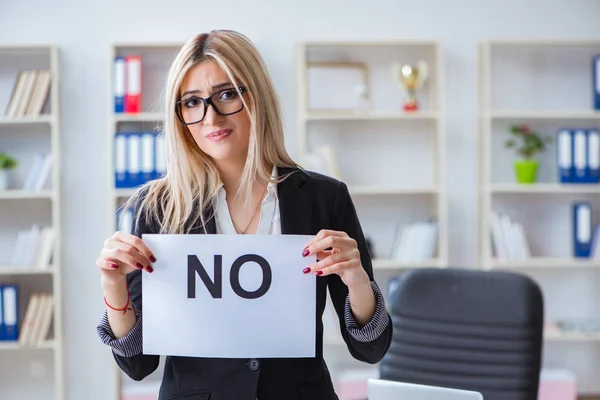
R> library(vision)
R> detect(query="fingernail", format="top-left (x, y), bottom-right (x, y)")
top-left (302, 247), bottom-right (310, 257)
top-left (147, 266), bottom-right (154, 273)
top-left (136, 263), bottom-right (144, 270)
top-left (149, 255), bottom-right (156, 263)
top-left (111, 264), bottom-right (119, 269)
top-left (316, 270), bottom-right (323, 276)
top-left (303, 267), bottom-right (311, 274)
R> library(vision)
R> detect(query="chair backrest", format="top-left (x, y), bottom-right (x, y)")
top-left (380, 268), bottom-right (544, 400)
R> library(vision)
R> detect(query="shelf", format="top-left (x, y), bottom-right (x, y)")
top-left (544, 331), bottom-right (600, 342)
top-left (0, 268), bottom-right (54, 276)
top-left (489, 183), bottom-right (600, 194)
top-left (488, 257), bottom-right (600, 269)
top-left (0, 340), bottom-right (55, 350)
top-left (114, 112), bottom-right (164, 123)
top-left (349, 186), bottom-right (437, 195)
top-left (305, 110), bottom-right (439, 121)
top-left (489, 110), bottom-right (600, 120)
top-left (113, 188), bottom-right (137, 198)
top-left (0, 190), bottom-right (54, 200)
top-left (302, 39), bottom-right (438, 47)
top-left (372, 258), bottom-right (442, 270)
top-left (0, 115), bottom-right (54, 126)
top-left (487, 39), bottom-right (600, 47)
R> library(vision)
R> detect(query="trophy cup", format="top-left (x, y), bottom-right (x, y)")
top-left (392, 60), bottom-right (428, 111)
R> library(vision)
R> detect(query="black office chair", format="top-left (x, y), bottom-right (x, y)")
top-left (379, 267), bottom-right (544, 400)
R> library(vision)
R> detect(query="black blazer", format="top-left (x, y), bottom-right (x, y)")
top-left (115, 167), bottom-right (393, 400)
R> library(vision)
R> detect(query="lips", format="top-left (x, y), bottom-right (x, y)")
top-left (206, 129), bottom-right (232, 142)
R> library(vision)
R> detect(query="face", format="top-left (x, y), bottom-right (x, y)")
top-left (178, 59), bottom-right (251, 164)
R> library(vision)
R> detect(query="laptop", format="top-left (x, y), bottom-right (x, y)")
top-left (367, 378), bottom-right (484, 400)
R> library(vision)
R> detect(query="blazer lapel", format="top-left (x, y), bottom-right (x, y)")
top-left (190, 203), bottom-right (217, 234)
top-left (277, 167), bottom-right (313, 235)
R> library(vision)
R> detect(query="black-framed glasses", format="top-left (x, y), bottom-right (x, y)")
top-left (175, 86), bottom-right (247, 125)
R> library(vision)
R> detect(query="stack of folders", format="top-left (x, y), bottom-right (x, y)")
top-left (21, 152), bottom-right (52, 191)
top-left (4, 69), bottom-right (51, 117)
top-left (18, 292), bottom-right (54, 346)
top-left (115, 131), bottom-right (166, 188)
top-left (557, 128), bottom-right (600, 184)
top-left (8, 224), bottom-right (54, 270)
top-left (490, 210), bottom-right (531, 261)
top-left (494, 203), bottom-right (600, 260)
top-left (114, 55), bottom-right (142, 113)
top-left (389, 220), bottom-right (438, 262)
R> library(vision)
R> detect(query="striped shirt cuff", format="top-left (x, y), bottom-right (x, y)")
top-left (344, 281), bottom-right (390, 343)
top-left (97, 302), bottom-right (143, 357)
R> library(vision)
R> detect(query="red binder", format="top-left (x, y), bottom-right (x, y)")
top-left (125, 55), bottom-right (141, 113)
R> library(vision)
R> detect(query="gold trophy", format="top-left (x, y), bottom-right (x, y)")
top-left (392, 60), bottom-right (428, 111)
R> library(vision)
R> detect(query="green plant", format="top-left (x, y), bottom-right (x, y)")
top-left (0, 152), bottom-right (18, 170)
top-left (504, 124), bottom-right (552, 159)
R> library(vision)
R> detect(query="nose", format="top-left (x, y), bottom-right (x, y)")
top-left (202, 103), bottom-right (222, 125)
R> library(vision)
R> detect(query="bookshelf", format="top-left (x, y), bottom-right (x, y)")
top-left (108, 42), bottom-right (182, 400)
top-left (295, 39), bottom-right (447, 382)
top-left (0, 45), bottom-right (64, 399)
top-left (478, 39), bottom-right (600, 394)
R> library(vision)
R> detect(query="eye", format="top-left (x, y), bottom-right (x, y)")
top-left (219, 89), bottom-right (239, 101)
top-left (182, 97), bottom-right (201, 108)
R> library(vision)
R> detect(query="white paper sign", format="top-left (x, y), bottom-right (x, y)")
top-left (141, 234), bottom-right (317, 358)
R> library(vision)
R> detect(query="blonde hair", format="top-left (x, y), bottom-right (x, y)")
top-left (120, 30), bottom-right (299, 234)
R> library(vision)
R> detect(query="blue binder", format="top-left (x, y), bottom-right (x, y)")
top-left (114, 57), bottom-right (126, 113)
top-left (1, 285), bottom-right (18, 341)
top-left (573, 129), bottom-right (587, 183)
top-left (557, 128), bottom-right (573, 183)
top-left (573, 202), bottom-right (593, 258)
top-left (140, 132), bottom-right (156, 184)
top-left (594, 55), bottom-right (600, 110)
top-left (126, 132), bottom-right (141, 188)
top-left (0, 286), bottom-right (4, 340)
top-left (587, 129), bottom-right (600, 183)
top-left (114, 132), bottom-right (128, 188)
top-left (154, 132), bottom-right (167, 180)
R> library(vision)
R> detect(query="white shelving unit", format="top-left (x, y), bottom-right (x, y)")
top-left (478, 39), bottom-right (600, 395)
top-left (0, 45), bottom-right (64, 399)
top-left (108, 42), bottom-right (182, 400)
top-left (295, 39), bottom-right (447, 381)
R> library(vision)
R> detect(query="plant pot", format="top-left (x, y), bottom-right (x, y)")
top-left (514, 159), bottom-right (538, 184)
top-left (0, 169), bottom-right (9, 190)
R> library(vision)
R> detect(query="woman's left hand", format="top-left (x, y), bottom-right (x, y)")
top-left (302, 229), bottom-right (370, 289)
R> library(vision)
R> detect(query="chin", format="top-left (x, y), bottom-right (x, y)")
top-left (202, 146), bottom-right (245, 163)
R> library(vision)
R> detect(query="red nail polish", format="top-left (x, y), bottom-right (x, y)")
top-left (303, 267), bottom-right (311, 274)
top-left (302, 248), bottom-right (310, 257)
top-left (147, 266), bottom-right (154, 273)
top-left (149, 255), bottom-right (157, 263)
top-left (136, 263), bottom-right (143, 269)
top-left (316, 270), bottom-right (323, 276)
top-left (111, 264), bottom-right (119, 269)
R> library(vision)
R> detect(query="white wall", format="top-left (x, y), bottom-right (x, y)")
top-left (1, 0), bottom-right (600, 398)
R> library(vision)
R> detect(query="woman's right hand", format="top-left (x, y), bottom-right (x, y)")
top-left (96, 231), bottom-right (156, 285)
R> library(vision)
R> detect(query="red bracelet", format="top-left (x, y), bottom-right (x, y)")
top-left (104, 295), bottom-right (131, 315)
top-left (104, 282), bottom-right (132, 315)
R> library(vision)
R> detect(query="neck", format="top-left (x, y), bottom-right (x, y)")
top-left (215, 156), bottom-right (246, 195)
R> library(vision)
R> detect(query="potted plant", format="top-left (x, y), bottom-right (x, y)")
top-left (504, 124), bottom-right (552, 184)
top-left (0, 152), bottom-right (18, 190)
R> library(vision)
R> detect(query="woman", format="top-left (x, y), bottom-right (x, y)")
top-left (97, 30), bottom-right (392, 400)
